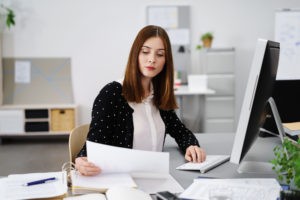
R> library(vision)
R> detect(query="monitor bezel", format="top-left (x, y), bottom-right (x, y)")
top-left (230, 39), bottom-right (280, 166)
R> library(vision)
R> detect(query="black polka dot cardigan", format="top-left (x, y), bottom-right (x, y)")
top-left (77, 81), bottom-right (200, 157)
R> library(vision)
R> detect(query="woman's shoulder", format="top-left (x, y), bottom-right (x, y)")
top-left (159, 109), bottom-right (176, 117)
top-left (99, 81), bottom-right (123, 94)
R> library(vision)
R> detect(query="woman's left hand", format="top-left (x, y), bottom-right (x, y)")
top-left (185, 145), bottom-right (206, 163)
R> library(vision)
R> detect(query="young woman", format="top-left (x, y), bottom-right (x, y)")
top-left (75, 25), bottom-right (206, 176)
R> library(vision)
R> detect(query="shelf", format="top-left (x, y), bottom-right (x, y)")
top-left (200, 48), bottom-right (236, 133)
top-left (0, 104), bottom-right (77, 136)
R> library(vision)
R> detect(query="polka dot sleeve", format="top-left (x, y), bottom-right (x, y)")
top-left (77, 82), bottom-right (119, 157)
top-left (161, 110), bottom-right (200, 153)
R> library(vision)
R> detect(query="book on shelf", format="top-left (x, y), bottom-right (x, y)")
top-left (70, 141), bottom-right (184, 194)
top-left (282, 122), bottom-right (300, 136)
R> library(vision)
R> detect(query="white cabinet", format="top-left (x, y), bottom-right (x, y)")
top-left (0, 104), bottom-right (77, 137)
top-left (0, 58), bottom-right (76, 143)
top-left (201, 48), bottom-right (236, 133)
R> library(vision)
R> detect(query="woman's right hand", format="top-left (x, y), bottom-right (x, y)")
top-left (75, 157), bottom-right (101, 176)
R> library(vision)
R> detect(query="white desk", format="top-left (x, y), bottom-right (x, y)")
top-left (164, 133), bottom-right (281, 189)
top-left (174, 85), bottom-right (215, 128)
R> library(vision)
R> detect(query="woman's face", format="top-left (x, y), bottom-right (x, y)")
top-left (138, 37), bottom-right (166, 80)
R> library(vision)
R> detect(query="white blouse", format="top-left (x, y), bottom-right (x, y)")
top-left (129, 94), bottom-right (165, 151)
top-left (118, 80), bottom-right (165, 151)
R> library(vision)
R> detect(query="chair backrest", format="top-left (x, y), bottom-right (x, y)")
top-left (69, 124), bottom-right (90, 163)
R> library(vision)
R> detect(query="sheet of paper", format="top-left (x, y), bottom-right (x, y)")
top-left (71, 171), bottom-right (137, 193)
top-left (15, 61), bottom-right (31, 83)
top-left (167, 29), bottom-right (190, 45)
top-left (63, 193), bottom-right (106, 200)
top-left (0, 171), bottom-right (67, 200)
top-left (179, 178), bottom-right (281, 200)
top-left (132, 173), bottom-right (184, 194)
top-left (86, 141), bottom-right (169, 174)
top-left (106, 187), bottom-right (152, 200)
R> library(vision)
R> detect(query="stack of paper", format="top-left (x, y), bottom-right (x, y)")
top-left (71, 141), bottom-right (184, 194)
top-left (71, 172), bottom-right (137, 193)
top-left (179, 178), bottom-right (281, 200)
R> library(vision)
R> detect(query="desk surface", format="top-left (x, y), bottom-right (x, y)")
top-left (1, 133), bottom-right (282, 199)
top-left (174, 85), bottom-right (215, 95)
top-left (164, 133), bottom-right (282, 189)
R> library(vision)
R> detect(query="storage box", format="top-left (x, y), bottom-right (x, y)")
top-left (188, 74), bottom-right (207, 91)
top-left (50, 109), bottom-right (75, 132)
top-left (25, 121), bottom-right (49, 132)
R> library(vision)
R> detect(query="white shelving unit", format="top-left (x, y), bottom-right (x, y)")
top-left (200, 48), bottom-right (236, 133)
top-left (0, 104), bottom-right (77, 142)
top-left (0, 58), bottom-right (76, 143)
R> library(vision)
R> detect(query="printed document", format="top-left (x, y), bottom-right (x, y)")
top-left (179, 178), bottom-right (281, 200)
top-left (72, 141), bottom-right (183, 194)
top-left (87, 141), bottom-right (169, 174)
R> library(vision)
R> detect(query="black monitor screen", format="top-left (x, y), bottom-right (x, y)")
top-left (230, 39), bottom-right (280, 170)
top-left (263, 80), bottom-right (300, 135)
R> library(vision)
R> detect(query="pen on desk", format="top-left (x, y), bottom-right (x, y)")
top-left (23, 177), bottom-right (57, 186)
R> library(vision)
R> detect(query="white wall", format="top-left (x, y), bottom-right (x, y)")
top-left (2, 0), bottom-right (299, 126)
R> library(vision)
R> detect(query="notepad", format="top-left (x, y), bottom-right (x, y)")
top-left (0, 171), bottom-right (67, 199)
top-left (71, 171), bottom-right (138, 194)
top-left (176, 155), bottom-right (230, 173)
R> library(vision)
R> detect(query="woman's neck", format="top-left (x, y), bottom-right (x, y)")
top-left (141, 78), bottom-right (152, 98)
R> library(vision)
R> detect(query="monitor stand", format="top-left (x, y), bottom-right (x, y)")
top-left (237, 97), bottom-right (286, 174)
top-left (238, 161), bottom-right (274, 174)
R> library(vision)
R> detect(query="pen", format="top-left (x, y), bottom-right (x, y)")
top-left (23, 177), bottom-right (57, 186)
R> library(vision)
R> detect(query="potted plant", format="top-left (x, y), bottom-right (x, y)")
top-left (196, 32), bottom-right (214, 50)
top-left (201, 32), bottom-right (213, 48)
top-left (0, 3), bottom-right (15, 30)
top-left (271, 137), bottom-right (300, 199)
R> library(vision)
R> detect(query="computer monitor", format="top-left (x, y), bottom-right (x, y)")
top-left (261, 80), bottom-right (300, 140)
top-left (230, 39), bottom-right (280, 173)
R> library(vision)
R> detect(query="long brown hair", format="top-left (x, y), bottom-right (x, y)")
top-left (122, 25), bottom-right (177, 110)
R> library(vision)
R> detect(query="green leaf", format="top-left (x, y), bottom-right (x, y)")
top-left (196, 45), bottom-right (202, 50)
top-left (6, 8), bottom-right (15, 29)
top-left (271, 137), bottom-right (300, 189)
